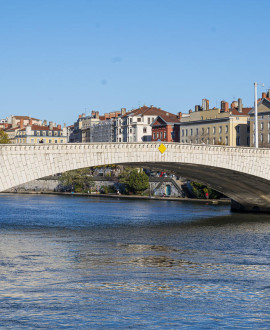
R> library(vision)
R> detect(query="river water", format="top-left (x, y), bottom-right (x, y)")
top-left (0, 194), bottom-right (270, 328)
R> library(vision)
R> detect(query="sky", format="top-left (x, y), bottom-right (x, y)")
top-left (0, 0), bottom-right (270, 125)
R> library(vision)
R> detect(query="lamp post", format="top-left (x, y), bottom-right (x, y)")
top-left (254, 82), bottom-right (258, 148)
top-left (254, 82), bottom-right (264, 148)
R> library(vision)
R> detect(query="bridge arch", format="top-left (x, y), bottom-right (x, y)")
top-left (0, 143), bottom-right (269, 212)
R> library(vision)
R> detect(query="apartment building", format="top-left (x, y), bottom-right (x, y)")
top-left (14, 121), bottom-right (68, 144)
top-left (115, 105), bottom-right (177, 142)
top-left (151, 113), bottom-right (181, 142)
top-left (178, 98), bottom-right (251, 146)
top-left (249, 90), bottom-right (270, 147)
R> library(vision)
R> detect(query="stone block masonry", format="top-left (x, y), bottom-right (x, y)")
top-left (0, 142), bottom-right (270, 212)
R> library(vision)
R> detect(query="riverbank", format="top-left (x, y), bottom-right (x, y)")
top-left (1, 190), bottom-right (231, 205)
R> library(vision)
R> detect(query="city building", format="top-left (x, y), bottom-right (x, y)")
top-left (178, 98), bottom-right (251, 146)
top-left (69, 111), bottom-right (121, 143)
top-left (249, 90), bottom-right (270, 147)
top-left (13, 121), bottom-right (68, 144)
top-left (151, 113), bottom-right (181, 142)
top-left (115, 105), bottom-right (178, 142)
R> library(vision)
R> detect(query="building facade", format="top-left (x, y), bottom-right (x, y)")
top-left (115, 106), bottom-right (178, 142)
top-left (151, 114), bottom-right (181, 142)
top-left (14, 122), bottom-right (68, 144)
top-left (178, 98), bottom-right (251, 146)
top-left (249, 91), bottom-right (270, 147)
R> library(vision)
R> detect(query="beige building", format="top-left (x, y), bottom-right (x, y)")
top-left (178, 99), bottom-right (251, 146)
top-left (14, 122), bottom-right (67, 144)
top-left (249, 91), bottom-right (270, 147)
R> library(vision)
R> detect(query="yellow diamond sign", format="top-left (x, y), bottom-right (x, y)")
top-left (158, 144), bottom-right (167, 154)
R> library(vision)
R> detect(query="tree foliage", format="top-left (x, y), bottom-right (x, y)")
top-left (59, 168), bottom-right (94, 192)
top-left (191, 182), bottom-right (223, 199)
top-left (119, 167), bottom-right (149, 194)
top-left (0, 130), bottom-right (11, 144)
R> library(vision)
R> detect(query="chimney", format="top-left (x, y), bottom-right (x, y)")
top-left (4, 123), bottom-right (8, 128)
top-left (64, 123), bottom-right (66, 128)
top-left (202, 99), bottom-right (209, 110)
top-left (57, 124), bottom-right (61, 129)
top-left (12, 117), bottom-right (16, 128)
top-left (115, 111), bottom-right (121, 117)
top-left (79, 115), bottom-right (82, 119)
top-left (238, 98), bottom-right (243, 113)
top-left (205, 99), bottom-right (209, 110)
top-left (29, 118), bottom-right (32, 126)
top-left (95, 111), bottom-right (99, 119)
top-left (121, 108), bottom-right (126, 115)
top-left (82, 113), bottom-right (86, 118)
top-left (91, 110), bottom-right (95, 117)
top-left (49, 121), bottom-right (54, 130)
top-left (189, 109), bottom-right (192, 114)
top-left (43, 120), bottom-right (47, 126)
top-left (231, 101), bottom-right (238, 109)
top-left (262, 92), bottom-right (267, 99)
top-left (195, 105), bottom-right (199, 112)
top-left (104, 113), bottom-right (109, 119)
top-left (267, 89), bottom-right (270, 98)
top-left (20, 119), bottom-right (23, 129)
top-left (178, 112), bottom-right (182, 120)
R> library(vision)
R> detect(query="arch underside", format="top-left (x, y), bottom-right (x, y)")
top-left (121, 162), bottom-right (270, 212)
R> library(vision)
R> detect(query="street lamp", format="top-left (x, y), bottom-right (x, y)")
top-left (254, 82), bottom-right (264, 148)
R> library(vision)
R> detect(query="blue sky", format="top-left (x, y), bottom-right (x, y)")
top-left (0, 0), bottom-right (269, 125)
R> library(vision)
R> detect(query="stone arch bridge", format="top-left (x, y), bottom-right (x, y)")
top-left (0, 143), bottom-right (269, 212)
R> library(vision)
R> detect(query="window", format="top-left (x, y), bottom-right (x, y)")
top-left (157, 133), bottom-right (159, 139)
top-left (185, 129), bottom-right (188, 136)
top-left (225, 125), bottom-right (228, 133)
top-left (213, 137), bottom-right (215, 144)
top-left (160, 132), bottom-right (163, 139)
top-left (36, 131), bottom-right (40, 136)
top-left (261, 134), bottom-right (263, 143)
top-left (190, 128), bottom-right (193, 136)
top-left (60, 140), bottom-right (63, 143)
top-left (236, 126), bottom-right (240, 133)
top-left (130, 128), bottom-right (132, 133)
top-left (164, 132), bottom-right (166, 139)
top-left (236, 136), bottom-right (240, 146)
top-left (182, 129), bottom-right (184, 136)
top-left (207, 127), bottom-right (210, 134)
top-left (268, 133), bottom-right (270, 143)
top-left (55, 140), bottom-right (58, 143)
top-left (202, 128), bottom-right (204, 135)
top-left (54, 131), bottom-right (58, 136)
top-left (31, 139), bottom-right (34, 143)
top-left (153, 133), bottom-right (155, 139)
top-left (219, 137), bottom-right (222, 143)
top-left (143, 127), bottom-right (147, 133)
top-left (196, 128), bottom-right (199, 135)
top-left (148, 118), bottom-right (150, 124)
top-left (213, 127), bottom-right (216, 134)
top-left (48, 131), bottom-right (52, 136)
top-left (219, 126), bottom-right (222, 133)
top-left (49, 139), bottom-right (52, 143)
top-left (137, 118), bottom-right (141, 122)
top-left (225, 136), bottom-right (228, 145)
top-left (268, 122), bottom-right (270, 130)
top-left (261, 122), bottom-right (264, 130)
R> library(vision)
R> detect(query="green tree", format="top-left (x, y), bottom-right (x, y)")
top-left (59, 168), bottom-right (94, 192)
top-left (0, 130), bottom-right (11, 144)
top-left (191, 181), bottom-right (223, 199)
top-left (119, 167), bottom-right (149, 194)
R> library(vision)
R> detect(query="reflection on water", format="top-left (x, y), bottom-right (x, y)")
top-left (0, 194), bottom-right (270, 328)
